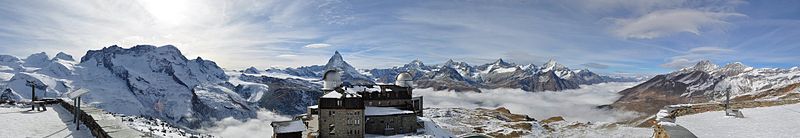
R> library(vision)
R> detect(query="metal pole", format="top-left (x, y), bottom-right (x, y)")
top-left (76, 97), bottom-right (80, 130)
top-left (74, 99), bottom-right (78, 123)
top-left (29, 81), bottom-right (35, 111)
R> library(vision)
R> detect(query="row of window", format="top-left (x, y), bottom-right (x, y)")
top-left (327, 111), bottom-right (362, 116)
top-left (328, 125), bottom-right (362, 135)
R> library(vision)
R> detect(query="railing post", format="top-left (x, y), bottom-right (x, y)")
top-left (74, 99), bottom-right (78, 123)
top-left (76, 97), bottom-right (81, 130)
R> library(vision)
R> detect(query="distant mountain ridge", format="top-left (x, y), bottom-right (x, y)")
top-left (266, 52), bottom-right (641, 92)
top-left (611, 60), bottom-right (800, 115)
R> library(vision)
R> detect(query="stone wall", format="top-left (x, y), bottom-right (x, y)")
top-left (364, 114), bottom-right (418, 135)
top-left (318, 108), bottom-right (365, 138)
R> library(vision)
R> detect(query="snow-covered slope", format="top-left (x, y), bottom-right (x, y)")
top-left (228, 72), bottom-right (323, 115)
top-left (612, 60), bottom-right (800, 115)
top-left (678, 103), bottom-right (800, 138)
top-left (76, 45), bottom-right (255, 128)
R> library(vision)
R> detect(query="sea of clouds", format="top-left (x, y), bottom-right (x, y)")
top-left (202, 110), bottom-right (289, 138)
top-left (414, 82), bottom-right (641, 123)
top-left (204, 82), bottom-right (639, 137)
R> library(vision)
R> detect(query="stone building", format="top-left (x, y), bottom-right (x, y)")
top-left (317, 89), bottom-right (366, 138)
top-left (271, 120), bottom-right (306, 138)
top-left (278, 70), bottom-right (425, 138)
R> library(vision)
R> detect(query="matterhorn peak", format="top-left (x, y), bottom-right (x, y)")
top-left (332, 51), bottom-right (343, 60)
top-left (326, 51), bottom-right (345, 65)
top-left (324, 51), bottom-right (359, 73)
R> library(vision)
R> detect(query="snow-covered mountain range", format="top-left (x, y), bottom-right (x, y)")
top-left (611, 60), bottom-right (800, 115)
top-left (0, 45), bottom-right (322, 129)
top-left (0, 45), bottom-right (637, 132)
top-left (267, 52), bottom-right (640, 92)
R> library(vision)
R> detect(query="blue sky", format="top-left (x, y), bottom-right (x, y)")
top-left (0, 0), bottom-right (798, 75)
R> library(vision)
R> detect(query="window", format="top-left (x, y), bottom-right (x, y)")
top-left (329, 125), bottom-right (336, 135)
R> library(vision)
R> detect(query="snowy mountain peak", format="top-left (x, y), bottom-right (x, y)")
top-left (690, 60), bottom-right (718, 72)
top-left (23, 52), bottom-right (50, 67)
top-left (541, 59), bottom-right (567, 72)
top-left (521, 64), bottom-right (538, 71)
top-left (492, 58), bottom-right (513, 67)
top-left (722, 62), bottom-right (748, 69)
top-left (244, 66), bottom-right (261, 74)
top-left (405, 59), bottom-right (429, 70)
top-left (444, 59), bottom-right (456, 65)
top-left (715, 62), bottom-right (753, 76)
top-left (53, 52), bottom-right (74, 61)
top-left (324, 51), bottom-right (352, 70)
top-left (410, 59), bottom-right (425, 66)
top-left (331, 51), bottom-right (343, 61)
top-left (573, 69), bottom-right (588, 74)
top-left (322, 51), bottom-right (374, 85)
top-left (0, 55), bottom-right (21, 63)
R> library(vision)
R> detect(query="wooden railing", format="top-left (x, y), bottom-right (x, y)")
top-left (57, 99), bottom-right (111, 138)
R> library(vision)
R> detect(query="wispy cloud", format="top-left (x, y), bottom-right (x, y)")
top-left (303, 43), bottom-right (332, 49)
top-left (614, 9), bottom-right (745, 39)
top-left (414, 82), bottom-right (641, 123)
top-left (582, 62), bottom-right (610, 69)
top-left (661, 46), bottom-right (737, 69)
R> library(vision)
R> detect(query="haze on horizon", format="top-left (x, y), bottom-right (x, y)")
top-left (1, 0), bottom-right (799, 75)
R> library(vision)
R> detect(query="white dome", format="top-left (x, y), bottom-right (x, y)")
top-left (395, 72), bottom-right (413, 87)
top-left (323, 70), bottom-right (342, 90)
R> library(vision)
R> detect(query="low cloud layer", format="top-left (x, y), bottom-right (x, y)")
top-left (414, 82), bottom-right (641, 123)
top-left (202, 110), bottom-right (290, 138)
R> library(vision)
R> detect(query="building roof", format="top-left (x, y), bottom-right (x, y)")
top-left (346, 85), bottom-right (382, 93)
top-left (271, 120), bottom-right (306, 134)
top-left (365, 106), bottom-right (415, 116)
top-left (321, 91), bottom-right (361, 99)
top-left (321, 91), bottom-right (343, 99)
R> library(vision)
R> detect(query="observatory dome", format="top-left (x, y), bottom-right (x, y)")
top-left (395, 72), bottom-right (413, 87)
top-left (323, 70), bottom-right (342, 90)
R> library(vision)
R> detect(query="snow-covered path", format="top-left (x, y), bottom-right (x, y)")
top-left (679, 103), bottom-right (800, 138)
top-left (0, 105), bottom-right (93, 138)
